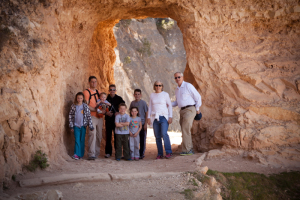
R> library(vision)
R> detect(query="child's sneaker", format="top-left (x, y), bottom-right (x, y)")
top-left (165, 153), bottom-right (172, 159)
top-left (126, 158), bottom-right (132, 161)
top-left (131, 157), bottom-right (134, 160)
top-left (72, 154), bottom-right (79, 160)
top-left (116, 158), bottom-right (121, 161)
top-left (156, 155), bottom-right (163, 159)
top-left (135, 157), bottom-right (139, 161)
top-left (105, 154), bottom-right (111, 158)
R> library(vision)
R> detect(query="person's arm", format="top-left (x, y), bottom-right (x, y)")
top-left (172, 100), bottom-right (178, 107)
top-left (69, 105), bottom-right (75, 131)
top-left (121, 122), bottom-right (130, 126)
top-left (144, 111), bottom-right (148, 130)
top-left (166, 93), bottom-right (173, 124)
top-left (115, 115), bottom-right (123, 127)
top-left (135, 121), bottom-right (142, 137)
top-left (147, 95), bottom-right (152, 125)
top-left (86, 105), bottom-right (94, 131)
top-left (189, 84), bottom-right (202, 114)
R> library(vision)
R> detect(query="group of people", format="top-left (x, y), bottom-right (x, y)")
top-left (69, 72), bottom-right (202, 161)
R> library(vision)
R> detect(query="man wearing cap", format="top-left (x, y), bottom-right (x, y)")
top-left (172, 72), bottom-right (202, 156)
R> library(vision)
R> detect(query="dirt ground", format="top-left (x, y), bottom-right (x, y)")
top-left (3, 129), bottom-right (300, 200)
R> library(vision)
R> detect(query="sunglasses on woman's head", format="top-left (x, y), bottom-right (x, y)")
top-left (155, 85), bottom-right (162, 87)
top-left (174, 76), bottom-right (181, 79)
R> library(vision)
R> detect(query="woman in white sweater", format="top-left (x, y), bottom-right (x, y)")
top-left (147, 81), bottom-right (173, 159)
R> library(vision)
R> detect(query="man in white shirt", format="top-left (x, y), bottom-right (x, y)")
top-left (172, 72), bottom-right (202, 155)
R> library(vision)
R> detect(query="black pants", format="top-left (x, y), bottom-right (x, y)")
top-left (139, 124), bottom-right (147, 157)
top-left (115, 134), bottom-right (130, 159)
top-left (105, 122), bottom-right (116, 156)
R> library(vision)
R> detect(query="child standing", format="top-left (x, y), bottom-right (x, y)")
top-left (69, 92), bottom-right (94, 160)
top-left (115, 103), bottom-right (131, 161)
top-left (129, 89), bottom-right (148, 159)
top-left (129, 107), bottom-right (142, 161)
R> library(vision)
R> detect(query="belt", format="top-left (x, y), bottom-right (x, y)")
top-left (181, 105), bottom-right (195, 110)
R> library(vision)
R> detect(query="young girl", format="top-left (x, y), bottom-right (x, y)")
top-left (69, 92), bottom-right (94, 160)
top-left (129, 107), bottom-right (142, 161)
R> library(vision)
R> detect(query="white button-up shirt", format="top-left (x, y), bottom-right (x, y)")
top-left (172, 81), bottom-right (202, 111)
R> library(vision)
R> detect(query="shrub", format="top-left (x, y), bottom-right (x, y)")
top-left (156, 18), bottom-right (175, 30)
top-left (124, 56), bottom-right (131, 64)
top-left (25, 149), bottom-right (49, 172)
top-left (137, 38), bottom-right (152, 57)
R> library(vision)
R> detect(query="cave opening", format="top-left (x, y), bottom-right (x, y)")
top-left (63, 4), bottom-right (200, 158)
top-left (111, 17), bottom-right (187, 156)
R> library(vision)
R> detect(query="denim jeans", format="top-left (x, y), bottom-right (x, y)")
top-left (73, 126), bottom-right (86, 158)
top-left (153, 116), bottom-right (172, 156)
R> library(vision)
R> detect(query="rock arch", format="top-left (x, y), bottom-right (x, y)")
top-left (1, 0), bottom-right (300, 186)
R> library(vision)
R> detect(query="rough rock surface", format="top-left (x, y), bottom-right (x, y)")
top-left (113, 18), bottom-right (186, 131)
top-left (0, 0), bottom-right (300, 188)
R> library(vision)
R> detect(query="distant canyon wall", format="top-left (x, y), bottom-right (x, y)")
top-left (113, 18), bottom-right (186, 131)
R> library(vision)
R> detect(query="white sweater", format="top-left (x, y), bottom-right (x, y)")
top-left (147, 91), bottom-right (172, 122)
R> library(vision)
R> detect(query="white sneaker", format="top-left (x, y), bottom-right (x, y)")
top-left (105, 154), bottom-right (111, 158)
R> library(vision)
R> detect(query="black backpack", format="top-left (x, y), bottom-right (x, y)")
top-left (85, 89), bottom-right (100, 105)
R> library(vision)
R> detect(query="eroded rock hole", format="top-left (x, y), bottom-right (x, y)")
top-left (113, 18), bottom-right (186, 150)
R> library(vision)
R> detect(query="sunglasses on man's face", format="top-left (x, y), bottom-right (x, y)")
top-left (155, 85), bottom-right (162, 87)
top-left (174, 76), bottom-right (181, 80)
top-left (109, 89), bottom-right (116, 91)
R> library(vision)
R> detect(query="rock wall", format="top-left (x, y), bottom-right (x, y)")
top-left (113, 18), bottom-right (186, 131)
top-left (1, 0), bottom-right (300, 189)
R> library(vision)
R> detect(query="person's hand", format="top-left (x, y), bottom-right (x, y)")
top-left (143, 123), bottom-right (147, 131)
top-left (168, 118), bottom-right (172, 124)
top-left (134, 133), bottom-right (139, 137)
top-left (107, 111), bottom-right (113, 117)
top-left (197, 110), bottom-right (201, 114)
top-left (130, 132), bottom-right (133, 137)
top-left (147, 118), bottom-right (151, 126)
top-left (71, 129), bottom-right (74, 132)
top-left (90, 128), bottom-right (94, 131)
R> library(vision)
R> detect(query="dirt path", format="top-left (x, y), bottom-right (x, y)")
top-left (3, 129), bottom-right (299, 199)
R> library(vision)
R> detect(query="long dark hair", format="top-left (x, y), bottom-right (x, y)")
top-left (74, 92), bottom-right (87, 105)
top-left (129, 106), bottom-right (139, 117)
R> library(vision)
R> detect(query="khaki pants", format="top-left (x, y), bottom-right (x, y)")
top-left (88, 116), bottom-right (103, 157)
top-left (180, 106), bottom-right (196, 152)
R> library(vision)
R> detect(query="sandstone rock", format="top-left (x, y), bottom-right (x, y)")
top-left (249, 107), bottom-right (300, 123)
top-left (214, 123), bottom-right (242, 147)
top-left (19, 123), bottom-right (32, 143)
top-left (207, 149), bottom-right (225, 159)
top-left (222, 107), bottom-right (235, 117)
top-left (209, 177), bottom-right (217, 187)
top-left (294, 6), bottom-right (300, 13)
top-left (232, 79), bottom-right (274, 103)
top-left (18, 190), bottom-right (63, 200)
top-left (251, 126), bottom-right (287, 149)
top-left (234, 107), bottom-right (247, 115)
top-left (0, 0), bottom-right (300, 181)
top-left (0, 125), bottom-right (5, 150)
top-left (197, 166), bottom-right (209, 175)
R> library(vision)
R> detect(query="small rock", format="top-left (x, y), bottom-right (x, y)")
top-left (209, 177), bottom-right (217, 187)
top-left (73, 183), bottom-right (83, 188)
top-left (197, 166), bottom-right (209, 175)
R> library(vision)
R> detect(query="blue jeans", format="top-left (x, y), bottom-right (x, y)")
top-left (73, 126), bottom-right (86, 158)
top-left (153, 116), bottom-right (172, 156)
